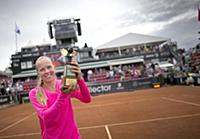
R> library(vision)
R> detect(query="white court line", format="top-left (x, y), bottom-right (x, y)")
top-left (79, 112), bottom-right (200, 130)
top-left (1, 113), bottom-right (200, 139)
top-left (162, 97), bottom-right (200, 107)
top-left (105, 125), bottom-right (112, 139)
top-left (182, 94), bottom-right (200, 98)
top-left (0, 112), bottom-right (36, 133)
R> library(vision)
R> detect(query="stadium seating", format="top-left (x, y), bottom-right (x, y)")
top-left (23, 81), bottom-right (36, 92)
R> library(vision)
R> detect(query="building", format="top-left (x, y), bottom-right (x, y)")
top-left (10, 32), bottom-right (178, 81)
top-left (9, 17), bottom-right (179, 96)
top-left (95, 33), bottom-right (177, 66)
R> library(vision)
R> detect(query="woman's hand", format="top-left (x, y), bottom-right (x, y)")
top-left (60, 61), bottom-right (82, 94)
top-left (60, 79), bottom-right (77, 94)
top-left (70, 61), bottom-right (83, 81)
top-left (60, 84), bottom-right (77, 94)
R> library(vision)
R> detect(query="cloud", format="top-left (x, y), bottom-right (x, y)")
top-left (114, 0), bottom-right (198, 26)
top-left (107, 0), bottom-right (199, 49)
top-left (152, 15), bottom-right (199, 48)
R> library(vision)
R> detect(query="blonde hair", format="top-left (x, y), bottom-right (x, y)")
top-left (35, 56), bottom-right (52, 70)
top-left (35, 56), bottom-right (55, 87)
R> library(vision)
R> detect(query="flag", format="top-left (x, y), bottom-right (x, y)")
top-left (198, 8), bottom-right (200, 21)
top-left (15, 23), bottom-right (21, 34)
top-left (198, 3), bottom-right (200, 21)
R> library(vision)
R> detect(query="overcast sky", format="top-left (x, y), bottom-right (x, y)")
top-left (0, 0), bottom-right (199, 71)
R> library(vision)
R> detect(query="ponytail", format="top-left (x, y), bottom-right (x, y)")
top-left (37, 76), bottom-right (44, 87)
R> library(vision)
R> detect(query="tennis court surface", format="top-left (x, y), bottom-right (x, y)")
top-left (0, 86), bottom-right (200, 139)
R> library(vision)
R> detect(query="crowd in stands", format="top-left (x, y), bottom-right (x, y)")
top-left (0, 79), bottom-right (12, 96)
top-left (87, 63), bottom-right (163, 84)
top-left (86, 63), bottom-right (200, 86)
top-left (1, 62), bottom-right (199, 99)
top-left (0, 78), bottom-right (36, 102)
top-left (1, 62), bottom-right (163, 97)
top-left (98, 43), bottom-right (175, 59)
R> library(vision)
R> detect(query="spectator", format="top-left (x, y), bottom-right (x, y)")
top-left (0, 83), bottom-right (6, 95)
top-left (87, 69), bottom-right (93, 81)
top-left (10, 85), bottom-right (18, 103)
top-left (186, 74), bottom-right (194, 86)
top-left (108, 69), bottom-right (114, 79)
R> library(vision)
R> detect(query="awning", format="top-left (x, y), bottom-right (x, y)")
top-left (96, 33), bottom-right (169, 53)
top-left (158, 63), bottom-right (174, 68)
top-left (12, 70), bottom-right (37, 78)
top-left (109, 58), bottom-right (144, 66)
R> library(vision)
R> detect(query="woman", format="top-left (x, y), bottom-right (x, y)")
top-left (29, 56), bottom-right (91, 139)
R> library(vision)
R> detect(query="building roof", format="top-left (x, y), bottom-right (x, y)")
top-left (0, 70), bottom-right (11, 77)
top-left (96, 33), bottom-right (169, 52)
top-left (21, 43), bottom-right (51, 49)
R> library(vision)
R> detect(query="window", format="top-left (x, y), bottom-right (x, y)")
top-left (21, 62), bottom-right (26, 69)
top-left (27, 61), bottom-right (33, 68)
top-left (81, 52), bottom-right (89, 58)
top-left (13, 63), bottom-right (19, 67)
top-left (21, 61), bottom-right (33, 69)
